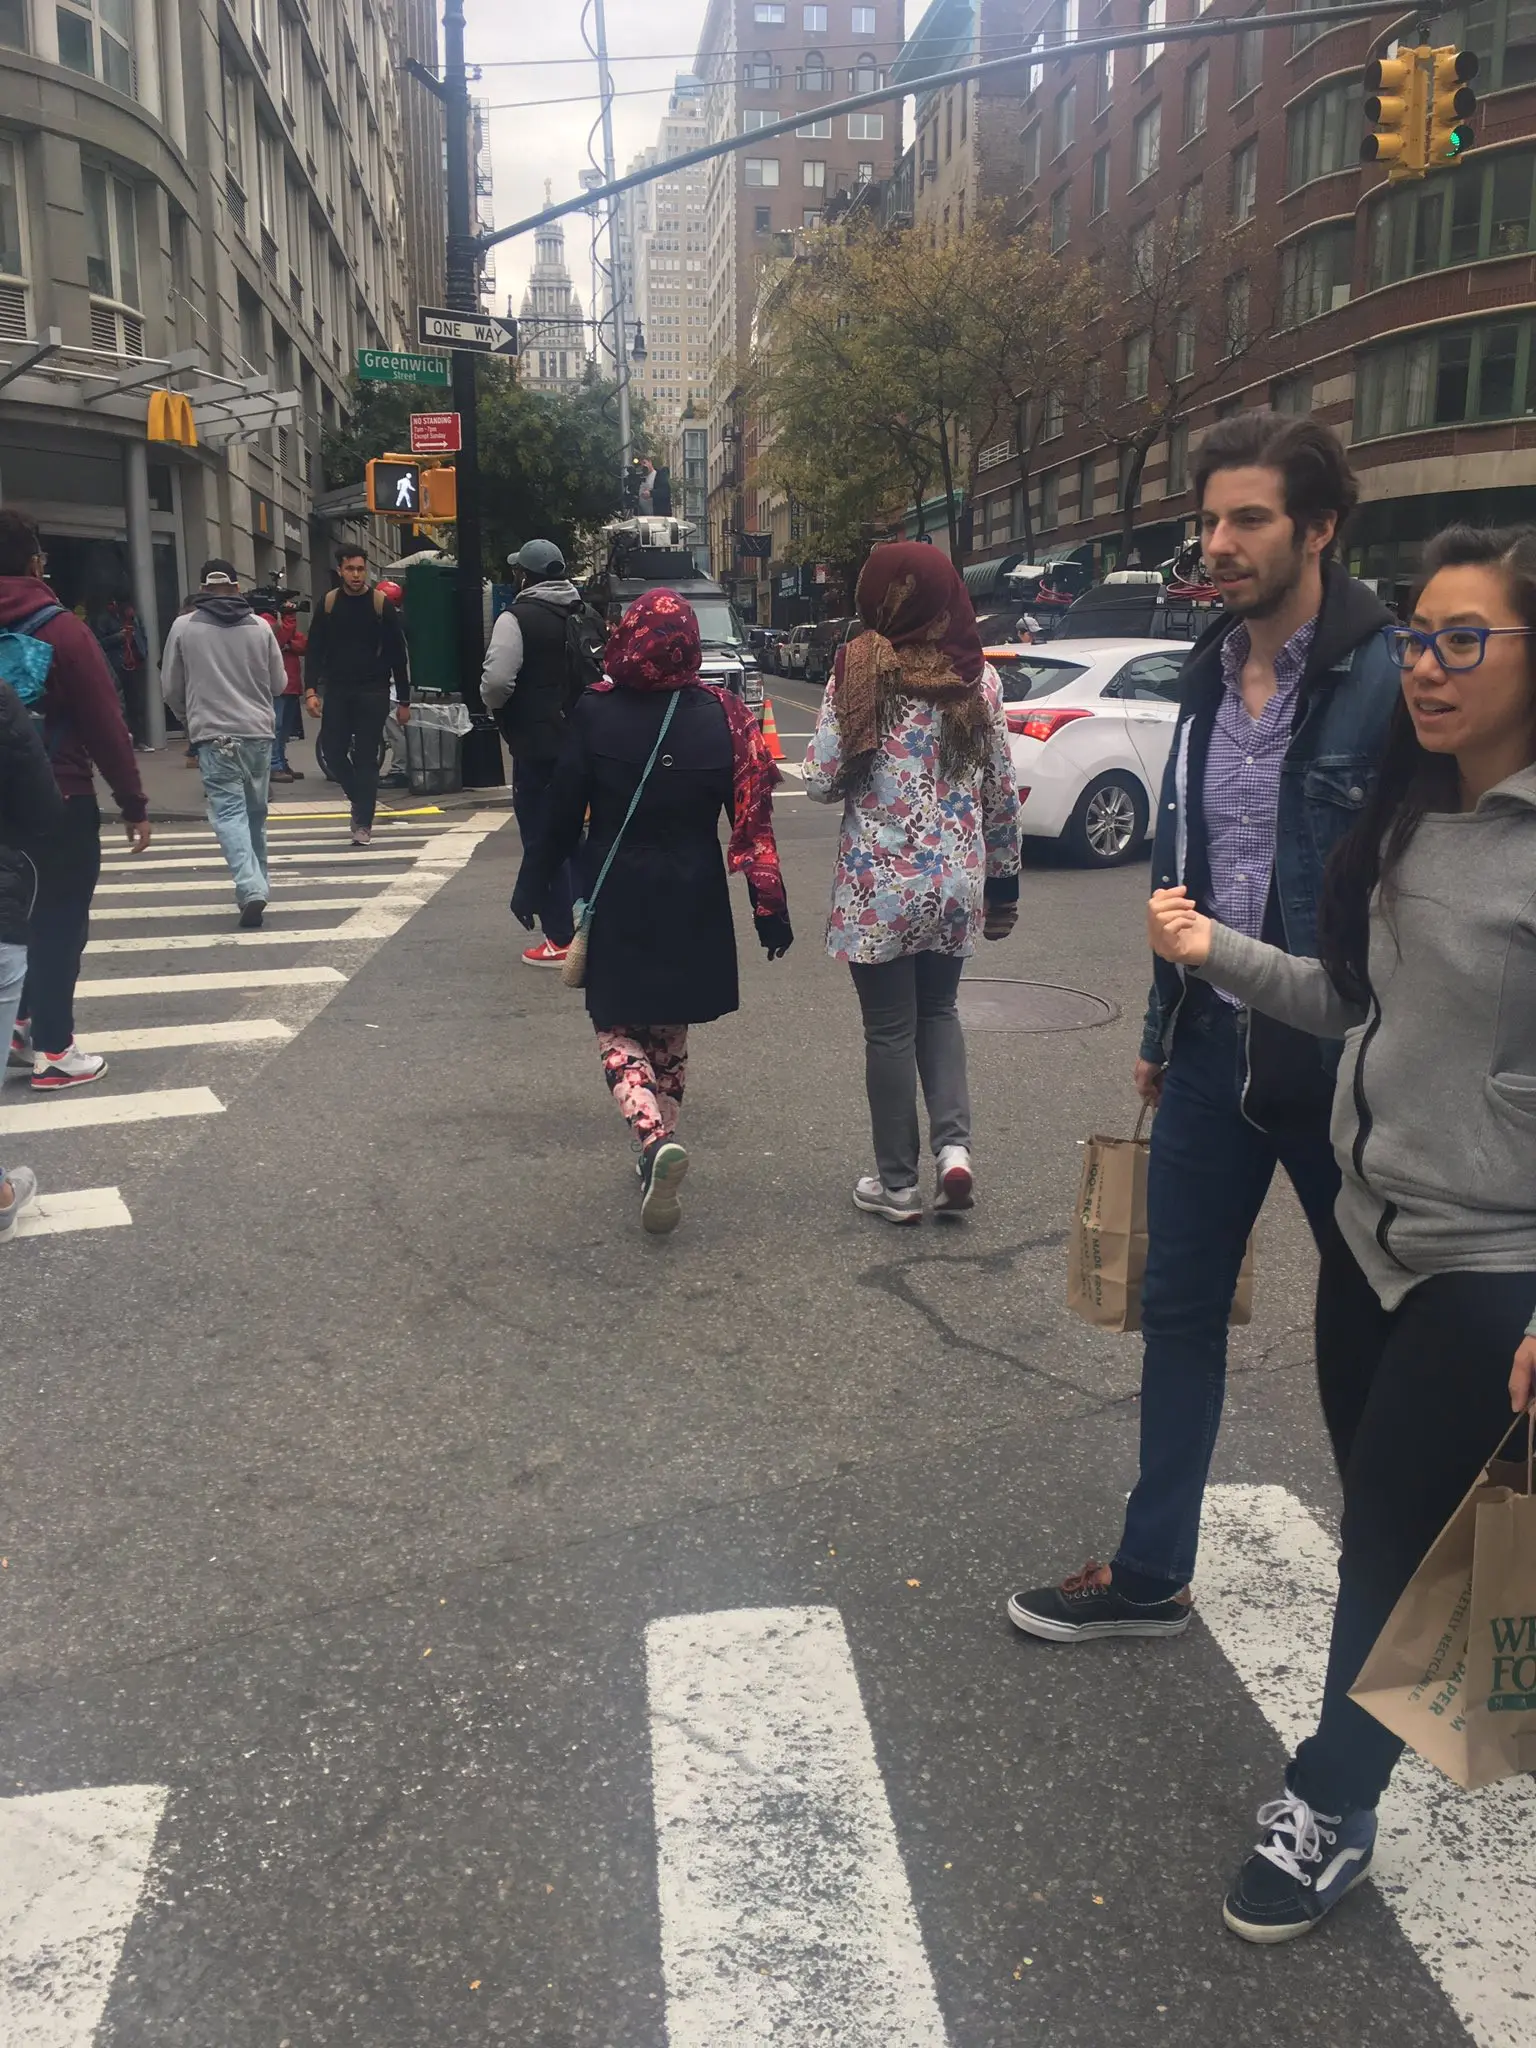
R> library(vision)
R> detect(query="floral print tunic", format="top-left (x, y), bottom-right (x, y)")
top-left (802, 664), bottom-right (1021, 964)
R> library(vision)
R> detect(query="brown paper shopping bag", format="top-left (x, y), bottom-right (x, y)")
top-left (1065, 1107), bottom-right (1254, 1334)
top-left (1350, 1412), bottom-right (1536, 1789)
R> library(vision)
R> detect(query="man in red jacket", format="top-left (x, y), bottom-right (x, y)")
top-left (0, 511), bottom-right (151, 1089)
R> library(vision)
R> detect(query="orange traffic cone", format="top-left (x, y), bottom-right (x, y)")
top-left (761, 697), bottom-right (785, 762)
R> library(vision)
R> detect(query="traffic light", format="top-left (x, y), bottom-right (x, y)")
top-left (421, 465), bottom-right (458, 520)
top-left (1362, 50), bottom-right (1428, 182)
top-left (1429, 46), bottom-right (1478, 164)
top-left (366, 458), bottom-right (422, 516)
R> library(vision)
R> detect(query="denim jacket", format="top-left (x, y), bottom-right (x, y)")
top-left (1140, 564), bottom-right (1400, 1076)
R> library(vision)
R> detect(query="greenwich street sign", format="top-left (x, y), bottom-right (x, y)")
top-left (356, 348), bottom-right (450, 386)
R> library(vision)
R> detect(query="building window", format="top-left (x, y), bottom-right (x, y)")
top-left (1280, 221), bottom-right (1354, 324)
top-left (0, 136), bottom-right (27, 337)
top-left (222, 52), bottom-right (244, 188)
top-left (1368, 148), bottom-right (1536, 286)
top-left (1223, 271), bottom-right (1251, 354)
top-left (945, 94), bottom-right (953, 161)
top-left (1039, 390), bottom-right (1065, 442)
top-left (1126, 328), bottom-right (1151, 399)
top-left (744, 158), bottom-right (781, 186)
top-left (1090, 145), bottom-right (1110, 219)
top-left (742, 110), bottom-right (780, 132)
top-left (803, 2), bottom-right (827, 25)
top-left (57, 0), bottom-right (133, 93)
top-left (1272, 371), bottom-right (1314, 414)
top-left (1138, 0), bottom-right (1165, 70)
top-left (803, 207), bottom-right (823, 226)
top-left (1132, 102), bottom-right (1161, 186)
top-left (1355, 315), bottom-right (1536, 437)
top-left (754, 2), bottom-right (786, 20)
top-left (854, 52), bottom-right (878, 92)
top-left (848, 112), bottom-right (884, 140)
top-left (852, 3), bottom-right (876, 30)
top-left (1230, 139), bottom-right (1257, 224)
top-left (1177, 180), bottom-right (1203, 261)
top-left (1286, 77), bottom-right (1364, 191)
top-left (1040, 469), bottom-right (1060, 529)
top-left (754, 204), bottom-right (772, 231)
top-left (1078, 454), bottom-right (1097, 517)
top-left (1166, 420), bottom-right (1189, 493)
top-left (1054, 80), bottom-right (1076, 157)
top-left (1184, 57), bottom-right (1208, 143)
top-left (1022, 121), bottom-right (1041, 184)
top-left (1174, 304), bottom-right (1196, 378)
top-left (796, 117), bottom-right (831, 137)
top-left (1130, 216), bottom-right (1154, 285)
top-left (1050, 183), bottom-right (1071, 250)
top-left (0, 0), bottom-right (25, 47)
top-left (745, 51), bottom-right (776, 90)
top-left (857, 161), bottom-right (874, 183)
top-left (1095, 49), bottom-right (1114, 117)
top-left (82, 163), bottom-right (139, 307)
top-left (1234, 11), bottom-right (1264, 98)
top-left (801, 48), bottom-right (828, 91)
top-left (804, 159), bottom-right (826, 187)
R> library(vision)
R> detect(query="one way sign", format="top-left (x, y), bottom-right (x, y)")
top-left (416, 306), bottom-right (519, 357)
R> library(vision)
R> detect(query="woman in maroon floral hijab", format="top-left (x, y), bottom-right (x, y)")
top-left (513, 588), bottom-right (792, 1233)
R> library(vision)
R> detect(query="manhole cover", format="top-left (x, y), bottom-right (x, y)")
top-left (957, 978), bottom-right (1118, 1033)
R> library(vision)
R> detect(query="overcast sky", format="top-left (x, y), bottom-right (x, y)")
top-left (467, 0), bottom-right (711, 321)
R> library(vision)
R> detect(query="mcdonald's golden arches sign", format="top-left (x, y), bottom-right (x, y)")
top-left (147, 390), bottom-right (197, 446)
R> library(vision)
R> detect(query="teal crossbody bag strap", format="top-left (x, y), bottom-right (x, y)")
top-left (572, 688), bottom-right (681, 935)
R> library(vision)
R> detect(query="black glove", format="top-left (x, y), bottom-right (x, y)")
top-left (756, 911), bottom-right (794, 960)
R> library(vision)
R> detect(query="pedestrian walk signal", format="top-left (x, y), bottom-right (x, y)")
top-left (1429, 47), bottom-right (1478, 163)
top-left (1362, 50), bottom-right (1428, 182)
top-left (367, 458), bottom-right (422, 516)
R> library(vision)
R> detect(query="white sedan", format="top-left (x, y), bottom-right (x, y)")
top-left (986, 637), bottom-right (1194, 868)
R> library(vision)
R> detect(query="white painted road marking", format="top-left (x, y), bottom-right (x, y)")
top-left (0, 1783), bottom-right (169, 2046)
top-left (0, 1087), bottom-right (224, 1137)
top-left (11, 1186), bottom-right (133, 1238)
top-left (84, 922), bottom-right (424, 955)
top-left (81, 1021), bottom-right (293, 1053)
top-left (74, 966), bottom-right (346, 998)
top-left (647, 1606), bottom-right (948, 2047)
top-left (93, 875), bottom-right (391, 896)
top-left (1200, 1485), bottom-right (1536, 2048)
top-left (90, 898), bottom-right (376, 921)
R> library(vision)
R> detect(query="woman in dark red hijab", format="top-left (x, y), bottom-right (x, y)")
top-left (513, 589), bottom-right (792, 1234)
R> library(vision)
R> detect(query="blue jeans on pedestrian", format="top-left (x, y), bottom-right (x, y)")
top-left (271, 694), bottom-right (301, 772)
top-left (0, 937), bottom-right (27, 1183)
top-left (198, 737), bottom-right (272, 907)
top-left (1112, 983), bottom-right (1341, 1597)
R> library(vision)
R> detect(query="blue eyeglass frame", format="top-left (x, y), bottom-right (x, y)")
top-left (1383, 624), bottom-right (1536, 671)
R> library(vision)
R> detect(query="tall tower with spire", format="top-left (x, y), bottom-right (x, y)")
top-left (518, 185), bottom-right (587, 393)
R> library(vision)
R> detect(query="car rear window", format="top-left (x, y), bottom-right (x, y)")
top-left (987, 653), bottom-right (1089, 701)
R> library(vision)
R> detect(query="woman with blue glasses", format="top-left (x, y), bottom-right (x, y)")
top-left (1148, 524), bottom-right (1536, 1945)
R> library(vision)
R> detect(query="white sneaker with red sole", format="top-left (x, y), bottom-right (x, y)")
top-left (933, 1144), bottom-right (975, 1213)
top-left (521, 939), bottom-right (570, 968)
top-left (31, 1043), bottom-right (108, 1091)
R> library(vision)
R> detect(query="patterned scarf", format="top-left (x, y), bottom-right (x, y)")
top-left (838, 543), bottom-right (991, 782)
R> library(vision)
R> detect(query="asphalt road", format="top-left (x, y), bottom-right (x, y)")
top-left (0, 755), bottom-right (1521, 2048)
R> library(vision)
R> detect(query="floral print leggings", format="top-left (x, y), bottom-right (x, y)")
top-left (597, 1025), bottom-right (689, 1147)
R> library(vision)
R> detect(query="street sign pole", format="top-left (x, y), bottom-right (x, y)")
top-left (443, 0), bottom-right (484, 698)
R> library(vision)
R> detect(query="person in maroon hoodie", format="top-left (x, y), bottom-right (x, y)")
top-left (0, 511), bottom-right (151, 1089)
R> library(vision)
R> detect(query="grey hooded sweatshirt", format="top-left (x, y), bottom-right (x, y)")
top-left (161, 593), bottom-right (286, 744)
top-left (1196, 765), bottom-right (1536, 1335)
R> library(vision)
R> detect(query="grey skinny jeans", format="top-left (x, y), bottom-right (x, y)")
top-left (849, 953), bottom-right (971, 1192)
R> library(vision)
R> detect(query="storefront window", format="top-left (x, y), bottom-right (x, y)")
top-left (1357, 316), bottom-right (1536, 436)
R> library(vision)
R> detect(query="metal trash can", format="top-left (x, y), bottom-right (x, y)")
top-left (404, 699), bottom-right (472, 794)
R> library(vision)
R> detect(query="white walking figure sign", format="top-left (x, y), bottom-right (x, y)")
top-left (394, 473), bottom-right (417, 510)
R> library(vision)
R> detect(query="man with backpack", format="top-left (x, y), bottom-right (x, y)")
top-left (481, 539), bottom-right (605, 968)
top-left (0, 509), bottom-right (150, 1091)
top-left (302, 546), bottom-right (410, 847)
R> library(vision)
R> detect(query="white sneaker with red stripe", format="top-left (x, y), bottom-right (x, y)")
top-left (933, 1144), bottom-right (975, 1213)
top-left (31, 1042), bottom-right (108, 1091)
top-left (521, 938), bottom-right (570, 968)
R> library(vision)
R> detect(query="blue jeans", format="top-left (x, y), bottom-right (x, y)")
top-left (0, 937), bottom-right (27, 1182)
top-left (198, 737), bottom-right (271, 906)
top-left (271, 694), bottom-right (302, 771)
top-left (1113, 984), bottom-right (1340, 1595)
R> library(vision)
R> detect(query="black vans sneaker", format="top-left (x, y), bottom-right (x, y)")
top-left (1223, 1790), bottom-right (1377, 1943)
top-left (1007, 1560), bottom-right (1193, 1641)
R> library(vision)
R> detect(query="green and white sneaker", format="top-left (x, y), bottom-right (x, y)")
top-left (640, 1139), bottom-right (689, 1235)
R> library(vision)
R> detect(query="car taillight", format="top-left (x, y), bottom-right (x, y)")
top-left (1005, 705), bottom-right (1094, 743)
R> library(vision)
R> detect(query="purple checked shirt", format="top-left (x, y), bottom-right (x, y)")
top-left (1203, 618), bottom-right (1316, 1001)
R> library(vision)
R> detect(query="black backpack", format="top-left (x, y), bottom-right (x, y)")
top-left (563, 605), bottom-right (607, 710)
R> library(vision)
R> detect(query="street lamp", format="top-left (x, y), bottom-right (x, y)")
top-left (630, 321), bottom-right (647, 362)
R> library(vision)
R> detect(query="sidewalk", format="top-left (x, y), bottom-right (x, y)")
top-left (119, 730), bottom-right (512, 823)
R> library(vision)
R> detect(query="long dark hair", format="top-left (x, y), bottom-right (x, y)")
top-left (1318, 524), bottom-right (1536, 1004)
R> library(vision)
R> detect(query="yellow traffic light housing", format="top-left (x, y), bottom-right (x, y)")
top-left (366, 457), bottom-right (423, 516)
top-left (421, 465), bottom-right (458, 520)
top-left (1429, 46), bottom-right (1479, 164)
top-left (1363, 50), bottom-right (1429, 182)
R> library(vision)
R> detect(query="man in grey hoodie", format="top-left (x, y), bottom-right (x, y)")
top-left (162, 561), bottom-right (286, 928)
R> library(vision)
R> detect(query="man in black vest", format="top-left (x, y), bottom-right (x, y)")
top-left (481, 539), bottom-right (594, 967)
top-left (303, 546), bottom-right (410, 847)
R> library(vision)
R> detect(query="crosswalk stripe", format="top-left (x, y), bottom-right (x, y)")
top-left (85, 919), bottom-right (426, 955)
top-left (11, 1185), bottom-right (134, 1237)
top-left (0, 1784), bottom-right (169, 2046)
top-left (74, 966), bottom-right (346, 997)
top-left (1199, 1485), bottom-right (1536, 2048)
top-left (132, 829), bottom-right (442, 849)
top-left (97, 849), bottom-right (457, 872)
top-left (83, 1021), bottom-right (292, 1052)
top-left (647, 1606), bottom-right (948, 2046)
top-left (0, 1086), bottom-right (224, 1136)
top-left (94, 875), bottom-right (392, 896)
top-left (90, 897), bottom-right (376, 922)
